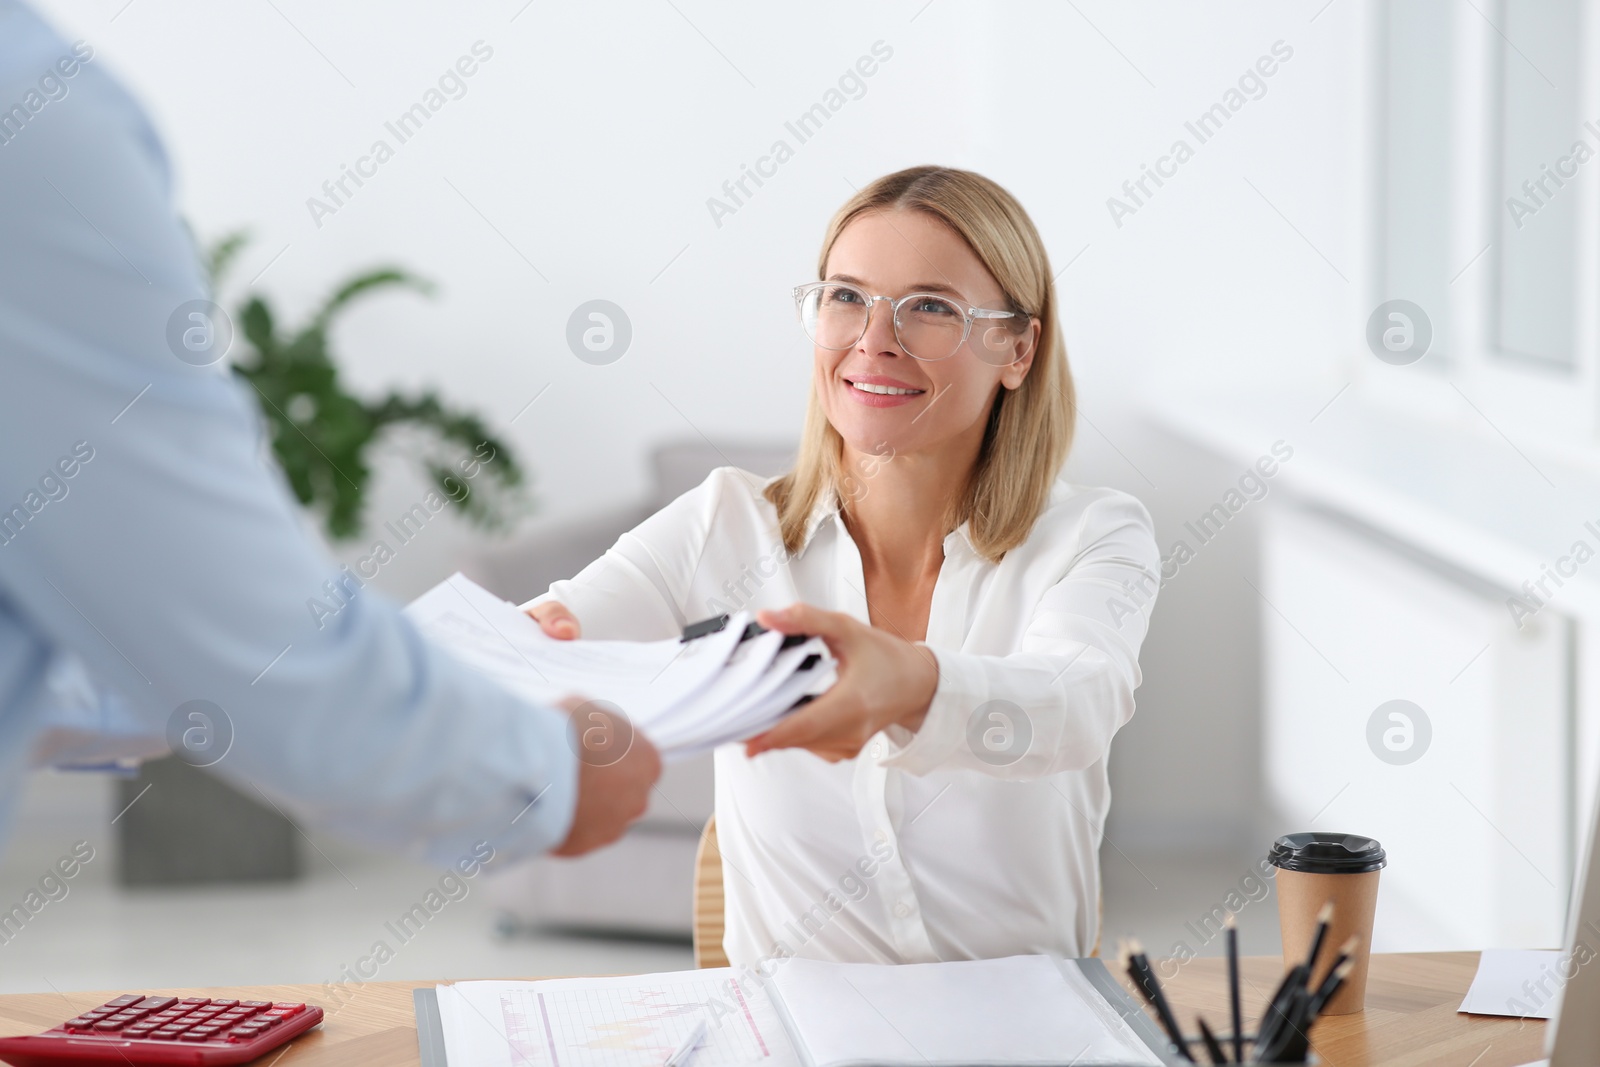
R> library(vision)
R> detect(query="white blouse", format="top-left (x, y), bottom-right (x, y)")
top-left (530, 467), bottom-right (1160, 968)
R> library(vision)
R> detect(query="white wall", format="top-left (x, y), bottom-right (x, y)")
top-left (29, 0), bottom-right (1368, 852)
top-left (965, 2), bottom-right (1365, 849)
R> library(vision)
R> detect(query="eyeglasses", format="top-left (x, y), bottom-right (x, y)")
top-left (792, 281), bottom-right (1024, 365)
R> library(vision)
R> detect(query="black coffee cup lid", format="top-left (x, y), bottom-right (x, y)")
top-left (1269, 832), bottom-right (1386, 874)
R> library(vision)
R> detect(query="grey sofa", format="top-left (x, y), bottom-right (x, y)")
top-left (468, 438), bottom-right (795, 937)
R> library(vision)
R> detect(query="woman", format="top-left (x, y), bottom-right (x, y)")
top-left (525, 165), bottom-right (1160, 967)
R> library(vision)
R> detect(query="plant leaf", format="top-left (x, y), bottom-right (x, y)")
top-left (309, 269), bottom-right (435, 334)
top-left (206, 230), bottom-right (251, 289)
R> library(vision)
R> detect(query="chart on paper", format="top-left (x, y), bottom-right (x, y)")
top-left (437, 970), bottom-right (798, 1067)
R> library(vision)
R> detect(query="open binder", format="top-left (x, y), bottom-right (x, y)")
top-left (412, 955), bottom-right (1182, 1067)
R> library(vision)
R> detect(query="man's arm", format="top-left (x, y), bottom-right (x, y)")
top-left (0, 9), bottom-right (627, 865)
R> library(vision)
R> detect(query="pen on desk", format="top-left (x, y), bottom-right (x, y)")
top-left (1195, 1016), bottom-right (1228, 1065)
top-left (1225, 912), bottom-right (1242, 1064)
top-left (1124, 939), bottom-right (1195, 1063)
top-left (664, 1019), bottom-right (707, 1067)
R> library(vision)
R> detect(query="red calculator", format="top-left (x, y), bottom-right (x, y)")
top-left (0, 994), bottom-right (323, 1065)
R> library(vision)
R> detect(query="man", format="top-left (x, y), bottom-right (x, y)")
top-left (0, 1), bottom-right (659, 865)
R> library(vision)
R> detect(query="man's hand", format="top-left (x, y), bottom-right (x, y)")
top-left (551, 696), bottom-right (662, 856)
top-left (743, 603), bottom-right (939, 762)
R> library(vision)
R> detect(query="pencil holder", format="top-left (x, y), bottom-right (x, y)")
top-left (1122, 902), bottom-right (1351, 1065)
top-left (1183, 1029), bottom-right (1320, 1064)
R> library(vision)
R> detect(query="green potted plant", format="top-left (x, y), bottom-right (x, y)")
top-left (208, 232), bottom-right (529, 540)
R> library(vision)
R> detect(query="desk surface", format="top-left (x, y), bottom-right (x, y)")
top-left (0, 952), bottom-right (1546, 1067)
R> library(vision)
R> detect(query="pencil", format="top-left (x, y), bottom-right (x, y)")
top-left (1196, 1016), bottom-right (1228, 1065)
top-left (1125, 939), bottom-right (1195, 1062)
top-left (1319, 936), bottom-right (1359, 988)
top-left (1254, 986), bottom-right (1312, 1064)
top-left (1302, 901), bottom-right (1334, 987)
top-left (1225, 912), bottom-right (1242, 1063)
top-left (1267, 959), bottom-right (1354, 1065)
top-left (1253, 964), bottom-right (1304, 1053)
top-left (1308, 958), bottom-right (1355, 1017)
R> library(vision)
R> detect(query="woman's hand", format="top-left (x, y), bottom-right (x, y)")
top-left (525, 600), bottom-right (580, 640)
top-left (744, 603), bottom-right (939, 762)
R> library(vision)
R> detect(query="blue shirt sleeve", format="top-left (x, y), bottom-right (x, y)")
top-left (0, 3), bottom-right (578, 865)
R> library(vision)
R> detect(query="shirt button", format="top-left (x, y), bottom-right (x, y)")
top-left (894, 901), bottom-right (913, 919)
top-left (874, 830), bottom-right (888, 845)
top-left (870, 742), bottom-right (883, 759)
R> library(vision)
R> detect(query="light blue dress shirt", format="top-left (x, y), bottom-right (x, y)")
top-left (0, 2), bottom-right (577, 865)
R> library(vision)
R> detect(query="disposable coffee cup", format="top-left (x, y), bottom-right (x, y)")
top-left (1269, 832), bottom-right (1385, 1016)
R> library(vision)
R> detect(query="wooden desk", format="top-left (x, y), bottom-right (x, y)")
top-left (0, 952), bottom-right (1546, 1066)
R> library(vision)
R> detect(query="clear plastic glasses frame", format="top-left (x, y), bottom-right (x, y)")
top-left (792, 280), bottom-right (1023, 364)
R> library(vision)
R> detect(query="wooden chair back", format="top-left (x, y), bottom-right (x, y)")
top-left (692, 816), bottom-right (729, 968)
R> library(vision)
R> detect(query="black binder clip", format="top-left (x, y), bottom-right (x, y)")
top-left (680, 614), bottom-right (730, 642)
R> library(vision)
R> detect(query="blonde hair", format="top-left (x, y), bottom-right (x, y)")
top-left (764, 165), bottom-right (1075, 562)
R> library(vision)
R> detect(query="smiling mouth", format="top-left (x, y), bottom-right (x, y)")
top-left (846, 379), bottom-right (925, 396)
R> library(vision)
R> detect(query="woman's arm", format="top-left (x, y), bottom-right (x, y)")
top-left (521, 468), bottom-right (738, 642)
top-left (747, 491), bottom-right (1160, 780)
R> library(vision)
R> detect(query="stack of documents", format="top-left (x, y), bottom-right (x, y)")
top-left (422, 955), bottom-right (1170, 1067)
top-left (405, 573), bottom-right (835, 758)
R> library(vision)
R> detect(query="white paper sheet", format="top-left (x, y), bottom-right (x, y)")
top-left (1458, 948), bottom-right (1564, 1018)
top-left (405, 573), bottom-right (832, 757)
top-left (768, 956), bottom-right (1162, 1067)
top-left (434, 969), bottom-right (801, 1067)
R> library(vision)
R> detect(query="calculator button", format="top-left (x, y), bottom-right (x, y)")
top-left (180, 997), bottom-right (211, 1006)
top-left (107, 995), bottom-right (142, 1007)
top-left (209, 998), bottom-right (239, 1007)
top-left (93, 1019), bottom-right (128, 1032)
top-left (152, 1028), bottom-right (185, 1039)
top-left (126, 1024), bottom-right (157, 1036)
top-left (271, 1003), bottom-right (305, 1014)
top-left (178, 1030), bottom-right (214, 1041)
top-left (137, 996), bottom-right (178, 1011)
top-left (241, 1000), bottom-right (271, 1008)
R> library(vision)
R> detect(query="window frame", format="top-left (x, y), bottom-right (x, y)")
top-left (1358, 0), bottom-right (1600, 450)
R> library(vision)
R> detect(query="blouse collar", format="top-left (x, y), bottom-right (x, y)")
top-left (793, 482), bottom-right (978, 560)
